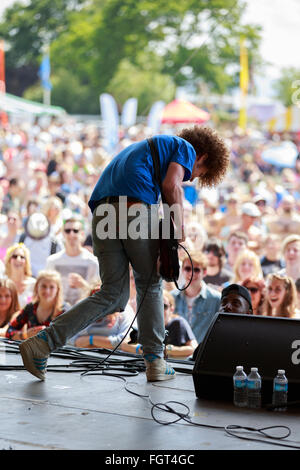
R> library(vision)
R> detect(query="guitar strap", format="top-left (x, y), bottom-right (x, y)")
top-left (147, 137), bottom-right (164, 204)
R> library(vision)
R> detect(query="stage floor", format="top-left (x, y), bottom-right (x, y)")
top-left (0, 339), bottom-right (300, 452)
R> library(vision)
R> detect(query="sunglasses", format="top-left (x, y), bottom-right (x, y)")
top-left (183, 266), bottom-right (201, 273)
top-left (164, 303), bottom-right (170, 309)
top-left (255, 200), bottom-right (266, 206)
top-left (64, 228), bottom-right (80, 234)
top-left (11, 254), bottom-right (26, 260)
top-left (247, 287), bottom-right (259, 294)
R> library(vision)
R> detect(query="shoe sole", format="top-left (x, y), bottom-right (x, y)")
top-left (147, 372), bottom-right (176, 382)
top-left (19, 342), bottom-right (46, 381)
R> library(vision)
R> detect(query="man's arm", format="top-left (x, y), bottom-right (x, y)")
top-left (162, 162), bottom-right (186, 242)
top-left (75, 335), bottom-right (113, 349)
top-left (166, 339), bottom-right (198, 358)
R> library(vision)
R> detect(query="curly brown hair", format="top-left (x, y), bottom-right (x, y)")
top-left (177, 125), bottom-right (230, 187)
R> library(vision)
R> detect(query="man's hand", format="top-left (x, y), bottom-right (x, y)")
top-left (68, 273), bottom-right (88, 289)
top-left (26, 325), bottom-right (46, 339)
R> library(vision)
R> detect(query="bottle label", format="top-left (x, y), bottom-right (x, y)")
top-left (274, 383), bottom-right (288, 392)
top-left (247, 380), bottom-right (261, 390)
top-left (234, 379), bottom-right (246, 388)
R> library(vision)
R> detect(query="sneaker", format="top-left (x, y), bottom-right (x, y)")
top-left (144, 353), bottom-right (176, 382)
top-left (19, 332), bottom-right (51, 381)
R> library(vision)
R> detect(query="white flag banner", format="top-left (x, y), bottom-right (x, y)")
top-left (100, 93), bottom-right (119, 153)
top-left (121, 97), bottom-right (138, 128)
top-left (147, 100), bottom-right (165, 134)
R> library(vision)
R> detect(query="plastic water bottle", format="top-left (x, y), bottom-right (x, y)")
top-left (247, 367), bottom-right (261, 408)
top-left (272, 370), bottom-right (288, 411)
top-left (233, 366), bottom-right (247, 407)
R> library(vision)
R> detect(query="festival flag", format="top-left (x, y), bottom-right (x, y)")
top-left (100, 93), bottom-right (119, 154)
top-left (0, 39), bottom-right (5, 93)
top-left (147, 101), bottom-right (165, 134)
top-left (39, 53), bottom-right (52, 91)
top-left (239, 37), bottom-right (249, 131)
top-left (121, 97), bottom-right (138, 128)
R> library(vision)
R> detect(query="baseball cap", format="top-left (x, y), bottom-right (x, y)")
top-left (221, 283), bottom-right (252, 310)
top-left (241, 202), bottom-right (261, 217)
top-left (25, 213), bottom-right (50, 240)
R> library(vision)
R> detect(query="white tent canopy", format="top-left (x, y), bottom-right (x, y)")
top-left (0, 92), bottom-right (66, 116)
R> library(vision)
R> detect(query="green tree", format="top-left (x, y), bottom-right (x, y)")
top-left (274, 67), bottom-right (300, 107)
top-left (24, 69), bottom-right (100, 114)
top-left (107, 58), bottom-right (176, 115)
top-left (0, 0), bottom-right (262, 113)
top-left (0, 0), bottom-right (86, 95)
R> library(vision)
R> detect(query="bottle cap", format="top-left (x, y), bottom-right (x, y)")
top-left (251, 367), bottom-right (258, 372)
top-left (278, 369), bottom-right (285, 374)
top-left (236, 366), bottom-right (243, 370)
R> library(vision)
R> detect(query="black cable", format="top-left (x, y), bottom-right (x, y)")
top-left (174, 242), bottom-right (194, 291)
top-left (124, 379), bottom-right (300, 449)
top-left (2, 338), bottom-right (300, 449)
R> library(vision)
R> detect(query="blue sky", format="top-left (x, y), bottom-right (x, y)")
top-left (242, 0), bottom-right (300, 97)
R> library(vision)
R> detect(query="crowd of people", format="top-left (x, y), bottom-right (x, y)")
top-left (0, 114), bottom-right (300, 360)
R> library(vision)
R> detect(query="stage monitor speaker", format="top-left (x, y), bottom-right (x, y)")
top-left (193, 312), bottom-right (300, 405)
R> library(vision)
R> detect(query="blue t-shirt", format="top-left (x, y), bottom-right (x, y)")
top-left (88, 135), bottom-right (196, 212)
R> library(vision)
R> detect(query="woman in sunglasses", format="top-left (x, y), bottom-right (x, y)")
top-left (4, 243), bottom-right (36, 308)
top-left (264, 273), bottom-right (300, 319)
top-left (242, 277), bottom-right (266, 316)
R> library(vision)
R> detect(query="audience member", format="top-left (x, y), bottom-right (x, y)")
top-left (230, 202), bottom-right (264, 251)
top-left (264, 273), bottom-right (300, 318)
top-left (42, 196), bottom-right (63, 237)
top-left (253, 193), bottom-right (275, 219)
top-left (266, 195), bottom-right (300, 237)
top-left (46, 216), bottom-right (99, 305)
top-left (123, 290), bottom-right (198, 358)
top-left (71, 304), bottom-right (135, 350)
top-left (1, 178), bottom-right (23, 214)
top-left (0, 211), bottom-right (22, 260)
top-left (260, 234), bottom-right (284, 277)
top-left (219, 283), bottom-right (253, 315)
top-left (185, 221), bottom-right (207, 251)
top-left (6, 270), bottom-right (68, 340)
top-left (22, 199), bottom-right (40, 227)
top-left (223, 231), bottom-right (248, 274)
top-left (219, 193), bottom-right (241, 239)
top-left (19, 212), bottom-right (63, 276)
top-left (231, 249), bottom-right (263, 285)
top-left (295, 278), bottom-right (300, 310)
top-left (4, 243), bottom-right (36, 308)
top-left (0, 278), bottom-right (20, 336)
top-left (171, 251), bottom-right (221, 345)
top-left (277, 234), bottom-right (300, 282)
top-left (201, 195), bottom-right (224, 238)
top-left (242, 277), bottom-right (266, 315)
top-left (192, 283), bottom-right (253, 360)
top-left (162, 290), bottom-right (198, 358)
top-left (203, 237), bottom-right (231, 290)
